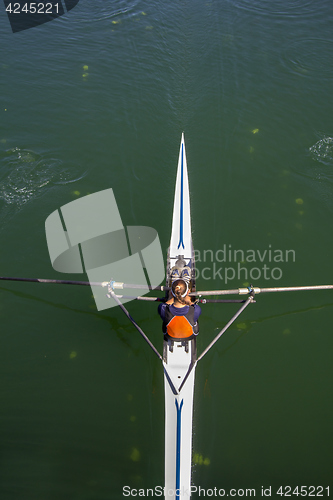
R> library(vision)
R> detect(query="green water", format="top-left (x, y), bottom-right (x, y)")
top-left (1, 1), bottom-right (333, 498)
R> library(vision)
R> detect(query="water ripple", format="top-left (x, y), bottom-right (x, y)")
top-left (66, 0), bottom-right (141, 23)
top-left (230, 0), bottom-right (318, 18)
top-left (281, 38), bottom-right (333, 79)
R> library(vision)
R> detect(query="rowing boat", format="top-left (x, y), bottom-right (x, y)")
top-left (163, 133), bottom-right (196, 500)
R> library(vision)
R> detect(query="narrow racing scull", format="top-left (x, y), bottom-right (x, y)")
top-left (163, 133), bottom-right (196, 500)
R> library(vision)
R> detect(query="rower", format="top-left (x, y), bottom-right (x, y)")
top-left (158, 278), bottom-right (201, 339)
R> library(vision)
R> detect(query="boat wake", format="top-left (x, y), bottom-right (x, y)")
top-left (309, 136), bottom-right (333, 167)
top-left (291, 134), bottom-right (333, 213)
top-left (0, 147), bottom-right (87, 224)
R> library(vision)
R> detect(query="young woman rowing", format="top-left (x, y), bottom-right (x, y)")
top-left (158, 278), bottom-right (201, 340)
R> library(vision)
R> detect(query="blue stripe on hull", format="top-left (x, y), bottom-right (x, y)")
top-left (175, 398), bottom-right (184, 499)
top-left (177, 143), bottom-right (185, 250)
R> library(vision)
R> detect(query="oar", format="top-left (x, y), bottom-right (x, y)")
top-left (191, 284), bottom-right (333, 297)
top-left (4, 276), bottom-right (331, 298)
top-left (0, 276), bottom-right (103, 286)
top-left (0, 276), bottom-right (170, 291)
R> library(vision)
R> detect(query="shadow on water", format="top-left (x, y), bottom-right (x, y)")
top-left (3, 283), bottom-right (331, 359)
top-left (199, 300), bottom-right (333, 359)
top-left (0, 286), bottom-right (142, 356)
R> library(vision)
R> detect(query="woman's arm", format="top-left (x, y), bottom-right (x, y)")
top-left (183, 294), bottom-right (192, 305)
top-left (166, 290), bottom-right (174, 304)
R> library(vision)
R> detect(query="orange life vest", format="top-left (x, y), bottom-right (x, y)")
top-left (163, 305), bottom-right (199, 339)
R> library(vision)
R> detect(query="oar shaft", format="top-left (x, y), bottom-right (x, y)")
top-left (256, 285), bottom-right (333, 293)
top-left (0, 276), bottom-right (170, 291)
top-left (192, 284), bottom-right (333, 297)
top-left (0, 276), bottom-right (99, 286)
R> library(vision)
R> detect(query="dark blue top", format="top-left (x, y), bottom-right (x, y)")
top-left (158, 303), bottom-right (201, 322)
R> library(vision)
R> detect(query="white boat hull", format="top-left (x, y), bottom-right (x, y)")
top-left (163, 340), bottom-right (196, 500)
top-left (169, 133), bottom-right (192, 261)
top-left (164, 133), bottom-right (196, 500)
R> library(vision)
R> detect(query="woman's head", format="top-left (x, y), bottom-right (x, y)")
top-left (171, 279), bottom-right (188, 304)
